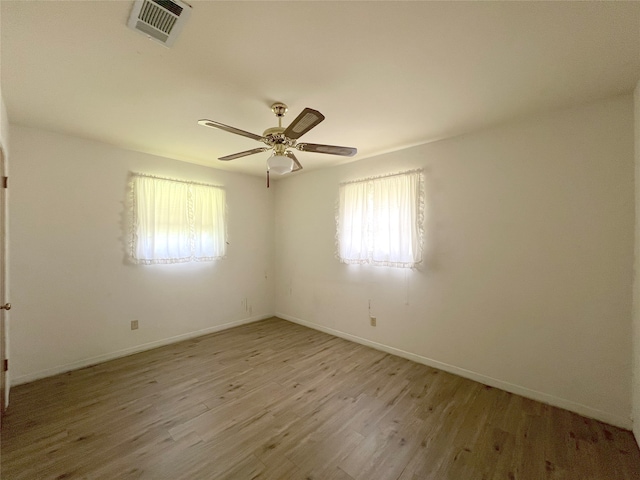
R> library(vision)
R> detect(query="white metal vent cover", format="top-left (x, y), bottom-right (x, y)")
top-left (127, 0), bottom-right (192, 47)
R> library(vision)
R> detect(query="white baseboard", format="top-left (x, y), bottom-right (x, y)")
top-left (11, 314), bottom-right (272, 386)
top-left (277, 312), bottom-right (632, 430)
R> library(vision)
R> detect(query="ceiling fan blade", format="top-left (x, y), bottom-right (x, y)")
top-left (198, 119), bottom-right (264, 142)
top-left (296, 143), bottom-right (357, 157)
top-left (286, 151), bottom-right (303, 172)
top-left (282, 108), bottom-right (325, 140)
top-left (219, 147), bottom-right (269, 161)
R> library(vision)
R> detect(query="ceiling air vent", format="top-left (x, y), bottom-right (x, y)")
top-left (127, 0), bottom-right (192, 47)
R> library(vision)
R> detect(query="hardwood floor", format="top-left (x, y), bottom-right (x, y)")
top-left (2, 317), bottom-right (639, 479)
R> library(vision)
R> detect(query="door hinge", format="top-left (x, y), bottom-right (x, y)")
top-left (2, 177), bottom-right (7, 189)
top-left (3, 359), bottom-right (7, 372)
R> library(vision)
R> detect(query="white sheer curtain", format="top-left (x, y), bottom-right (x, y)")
top-left (191, 183), bottom-right (227, 260)
top-left (130, 175), bottom-right (226, 264)
top-left (337, 170), bottom-right (424, 268)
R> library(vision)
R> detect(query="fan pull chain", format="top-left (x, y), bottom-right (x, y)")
top-left (267, 170), bottom-right (270, 188)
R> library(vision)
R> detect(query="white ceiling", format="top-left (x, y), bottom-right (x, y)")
top-left (2, 1), bottom-right (639, 177)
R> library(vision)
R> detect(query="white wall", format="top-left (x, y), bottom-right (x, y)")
top-left (275, 96), bottom-right (635, 428)
top-left (9, 126), bottom-right (274, 384)
top-left (633, 79), bottom-right (640, 444)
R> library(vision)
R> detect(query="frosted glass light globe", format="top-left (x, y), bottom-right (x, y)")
top-left (267, 154), bottom-right (294, 175)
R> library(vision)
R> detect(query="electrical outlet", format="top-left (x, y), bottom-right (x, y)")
top-left (370, 316), bottom-right (377, 327)
top-left (131, 320), bottom-right (139, 330)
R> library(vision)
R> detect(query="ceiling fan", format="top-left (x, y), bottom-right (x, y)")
top-left (198, 103), bottom-right (357, 185)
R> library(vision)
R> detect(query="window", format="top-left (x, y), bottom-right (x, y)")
top-left (337, 170), bottom-right (424, 268)
top-left (129, 174), bottom-right (227, 264)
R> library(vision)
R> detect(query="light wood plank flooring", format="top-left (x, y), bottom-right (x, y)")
top-left (2, 317), bottom-right (639, 479)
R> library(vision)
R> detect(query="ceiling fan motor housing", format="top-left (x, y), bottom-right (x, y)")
top-left (262, 126), bottom-right (295, 155)
top-left (262, 126), bottom-right (286, 137)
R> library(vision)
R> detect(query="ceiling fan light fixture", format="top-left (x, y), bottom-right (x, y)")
top-left (267, 154), bottom-right (294, 175)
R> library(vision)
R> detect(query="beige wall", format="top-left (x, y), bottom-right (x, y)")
top-left (275, 96), bottom-right (635, 428)
top-left (633, 79), bottom-right (640, 444)
top-left (8, 126), bottom-right (275, 383)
